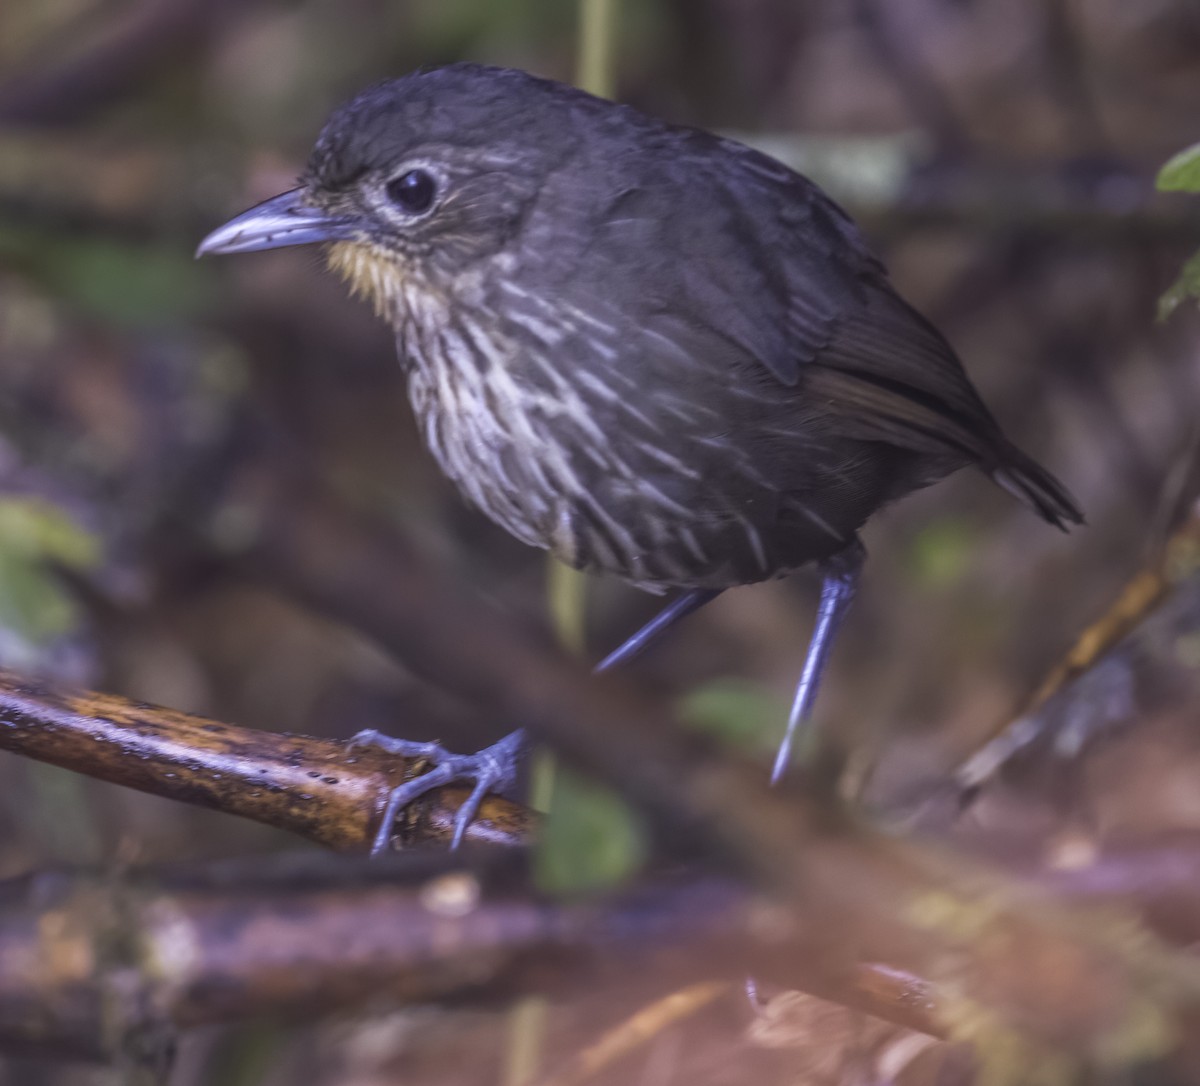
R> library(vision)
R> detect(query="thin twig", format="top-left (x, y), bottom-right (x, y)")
top-left (535, 981), bottom-right (729, 1086)
top-left (954, 505), bottom-right (1200, 792)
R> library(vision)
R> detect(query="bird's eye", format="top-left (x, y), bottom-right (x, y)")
top-left (386, 169), bottom-right (437, 214)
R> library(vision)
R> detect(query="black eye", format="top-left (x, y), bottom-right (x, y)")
top-left (386, 169), bottom-right (437, 214)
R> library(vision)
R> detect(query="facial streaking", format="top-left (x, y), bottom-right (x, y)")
top-left (199, 70), bottom-right (577, 321)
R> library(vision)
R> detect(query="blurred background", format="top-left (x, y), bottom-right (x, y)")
top-left (0, 0), bottom-right (1198, 1082)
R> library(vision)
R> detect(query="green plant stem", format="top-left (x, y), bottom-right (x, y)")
top-left (577, 0), bottom-right (619, 99)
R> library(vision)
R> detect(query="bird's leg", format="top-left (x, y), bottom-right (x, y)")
top-left (355, 587), bottom-right (722, 855)
top-left (594, 588), bottom-right (722, 673)
top-left (771, 538), bottom-right (866, 785)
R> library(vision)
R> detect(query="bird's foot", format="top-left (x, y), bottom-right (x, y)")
top-left (351, 728), bottom-right (527, 855)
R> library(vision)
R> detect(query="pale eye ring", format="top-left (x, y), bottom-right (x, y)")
top-left (386, 169), bottom-right (437, 214)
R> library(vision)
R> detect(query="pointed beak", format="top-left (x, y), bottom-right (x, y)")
top-left (196, 188), bottom-right (358, 258)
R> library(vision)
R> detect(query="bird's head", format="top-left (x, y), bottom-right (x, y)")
top-left (197, 65), bottom-right (586, 316)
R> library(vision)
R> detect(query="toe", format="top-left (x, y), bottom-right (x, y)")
top-left (450, 777), bottom-right (493, 850)
top-left (371, 763), bottom-right (456, 856)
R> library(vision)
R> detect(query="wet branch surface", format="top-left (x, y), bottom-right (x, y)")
top-left (0, 670), bottom-right (533, 852)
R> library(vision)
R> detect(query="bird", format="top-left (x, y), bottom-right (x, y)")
top-left (197, 63), bottom-right (1082, 853)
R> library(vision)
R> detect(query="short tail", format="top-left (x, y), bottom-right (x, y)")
top-left (990, 442), bottom-right (1084, 531)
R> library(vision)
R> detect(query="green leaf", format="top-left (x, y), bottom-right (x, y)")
top-left (1158, 248), bottom-right (1200, 321)
top-left (0, 497), bottom-right (99, 569)
top-left (44, 239), bottom-right (212, 326)
top-left (0, 550), bottom-right (76, 643)
top-left (1157, 143), bottom-right (1200, 193)
top-left (534, 766), bottom-right (647, 896)
top-left (0, 498), bottom-right (99, 646)
top-left (679, 678), bottom-right (789, 756)
top-left (0, 226), bottom-right (212, 327)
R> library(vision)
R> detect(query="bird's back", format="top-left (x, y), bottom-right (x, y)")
top-left (398, 114), bottom-right (1074, 588)
top-left (317, 65), bottom-right (1081, 588)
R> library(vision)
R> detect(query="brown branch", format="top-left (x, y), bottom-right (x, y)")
top-left (1021, 515), bottom-right (1199, 713)
top-left (950, 504), bottom-right (1200, 792)
top-left (0, 670), bottom-right (533, 851)
top-left (3, 843), bottom-right (1199, 1079)
top-left (0, 854), bottom-right (938, 1065)
top-left (1035, 844), bottom-right (1200, 905)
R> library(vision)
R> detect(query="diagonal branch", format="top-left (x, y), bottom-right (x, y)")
top-left (953, 506), bottom-right (1200, 795)
top-left (0, 670), bottom-right (533, 851)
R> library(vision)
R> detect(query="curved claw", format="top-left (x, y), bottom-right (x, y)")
top-left (357, 729), bottom-right (526, 856)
